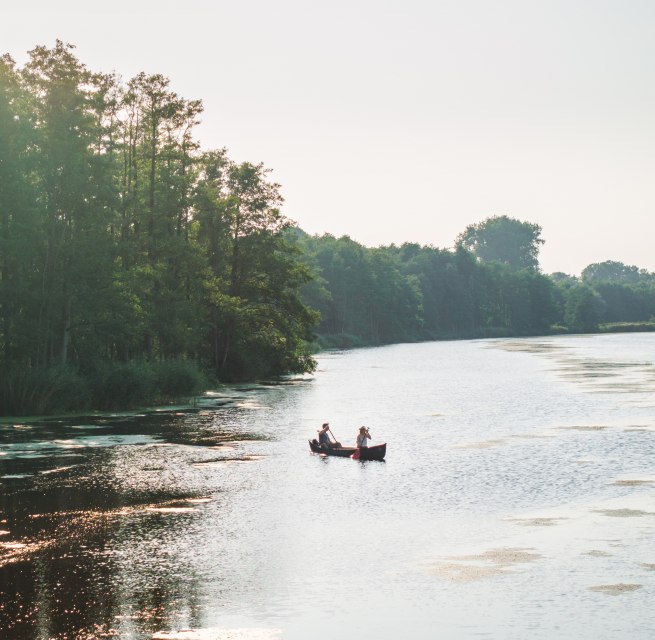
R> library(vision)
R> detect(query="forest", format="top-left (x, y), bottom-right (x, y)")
top-left (296, 224), bottom-right (655, 349)
top-left (0, 43), bottom-right (317, 415)
top-left (2, 43), bottom-right (655, 415)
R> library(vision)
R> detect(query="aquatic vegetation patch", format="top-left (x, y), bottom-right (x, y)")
top-left (39, 465), bottom-right (79, 475)
top-left (558, 425), bottom-right (608, 431)
top-left (180, 434), bottom-right (239, 447)
top-left (139, 498), bottom-right (213, 515)
top-left (510, 432), bottom-right (557, 441)
top-left (431, 562), bottom-right (507, 582)
top-left (453, 438), bottom-right (506, 449)
top-left (432, 547), bottom-right (541, 582)
top-left (144, 506), bottom-right (198, 514)
top-left (594, 509), bottom-right (653, 518)
top-left (611, 479), bottom-right (655, 486)
top-left (0, 434), bottom-right (163, 460)
top-left (234, 401), bottom-right (270, 410)
top-left (508, 517), bottom-right (565, 527)
top-left (452, 548), bottom-right (542, 564)
top-left (220, 433), bottom-right (275, 442)
top-left (151, 628), bottom-right (282, 639)
top-left (588, 583), bottom-right (641, 595)
top-left (191, 455), bottom-right (265, 468)
top-left (489, 341), bottom-right (564, 354)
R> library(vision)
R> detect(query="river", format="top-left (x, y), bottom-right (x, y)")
top-left (1, 333), bottom-right (654, 639)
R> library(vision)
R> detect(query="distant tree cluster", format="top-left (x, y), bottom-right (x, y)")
top-left (294, 218), bottom-right (655, 347)
top-left (0, 42), bottom-right (317, 415)
top-left (294, 220), bottom-right (557, 346)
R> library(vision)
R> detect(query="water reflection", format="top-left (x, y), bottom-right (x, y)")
top-left (0, 406), bottom-right (275, 639)
top-left (1, 336), bottom-right (655, 639)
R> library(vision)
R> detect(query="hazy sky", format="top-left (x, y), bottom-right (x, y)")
top-left (3, 0), bottom-right (655, 274)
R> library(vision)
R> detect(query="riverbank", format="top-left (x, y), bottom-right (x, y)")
top-left (5, 323), bottom-right (655, 419)
top-left (314, 322), bottom-right (655, 350)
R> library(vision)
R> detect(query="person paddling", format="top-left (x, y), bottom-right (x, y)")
top-left (318, 423), bottom-right (332, 450)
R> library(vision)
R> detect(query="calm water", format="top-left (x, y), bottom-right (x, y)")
top-left (1, 333), bottom-right (655, 639)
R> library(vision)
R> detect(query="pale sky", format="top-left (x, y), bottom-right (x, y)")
top-left (3, 0), bottom-right (655, 275)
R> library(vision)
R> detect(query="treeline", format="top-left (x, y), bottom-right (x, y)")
top-left (294, 220), bottom-right (655, 348)
top-left (0, 42), bottom-right (317, 415)
top-left (3, 44), bottom-right (654, 417)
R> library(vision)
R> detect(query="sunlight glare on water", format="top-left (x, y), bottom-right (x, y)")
top-left (0, 333), bottom-right (654, 639)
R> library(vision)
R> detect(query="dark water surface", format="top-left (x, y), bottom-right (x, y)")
top-left (1, 334), bottom-right (655, 639)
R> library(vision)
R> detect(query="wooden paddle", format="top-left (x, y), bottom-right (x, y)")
top-left (327, 427), bottom-right (341, 448)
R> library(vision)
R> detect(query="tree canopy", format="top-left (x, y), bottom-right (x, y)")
top-left (456, 215), bottom-right (544, 271)
top-left (2, 43), bottom-right (655, 416)
top-left (0, 42), bottom-right (317, 415)
top-left (581, 260), bottom-right (654, 285)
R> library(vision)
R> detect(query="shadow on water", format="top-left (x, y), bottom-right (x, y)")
top-left (0, 405), bottom-right (270, 639)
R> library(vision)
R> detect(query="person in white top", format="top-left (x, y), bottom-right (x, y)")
top-left (356, 426), bottom-right (371, 448)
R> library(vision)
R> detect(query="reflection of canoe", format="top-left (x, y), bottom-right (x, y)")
top-left (309, 440), bottom-right (386, 461)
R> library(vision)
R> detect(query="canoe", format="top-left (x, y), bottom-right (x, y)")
top-left (308, 440), bottom-right (386, 461)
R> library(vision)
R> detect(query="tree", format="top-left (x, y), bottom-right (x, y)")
top-left (549, 272), bottom-right (578, 284)
top-left (456, 215), bottom-right (544, 271)
top-left (194, 152), bottom-right (317, 378)
top-left (581, 260), bottom-right (653, 285)
top-left (0, 43), bottom-right (320, 414)
top-left (22, 41), bottom-right (119, 368)
top-left (564, 284), bottom-right (606, 332)
top-left (0, 54), bottom-right (40, 365)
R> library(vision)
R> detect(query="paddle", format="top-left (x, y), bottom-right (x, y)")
top-left (327, 427), bottom-right (341, 448)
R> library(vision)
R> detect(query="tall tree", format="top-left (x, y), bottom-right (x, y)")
top-left (456, 215), bottom-right (544, 271)
top-left (195, 153), bottom-right (317, 378)
top-left (0, 54), bottom-right (40, 364)
top-left (22, 41), bottom-right (117, 367)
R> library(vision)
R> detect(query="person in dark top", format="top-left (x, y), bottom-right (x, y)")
top-left (318, 423), bottom-right (331, 449)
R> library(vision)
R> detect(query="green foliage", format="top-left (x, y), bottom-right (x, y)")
top-left (0, 364), bottom-right (89, 416)
top-left (4, 43), bottom-right (655, 416)
top-left (581, 261), bottom-right (654, 285)
top-left (295, 235), bottom-right (424, 346)
top-left (153, 359), bottom-right (207, 397)
top-left (0, 43), bottom-right (318, 415)
top-left (92, 362), bottom-right (156, 410)
top-left (599, 322), bottom-right (655, 333)
top-left (556, 262), bottom-right (655, 330)
top-left (297, 235), bottom-right (560, 345)
top-left (592, 282), bottom-right (655, 323)
top-left (456, 215), bottom-right (544, 270)
top-left (564, 284), bottom-right (607, 332)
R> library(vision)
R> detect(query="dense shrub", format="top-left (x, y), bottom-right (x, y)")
top-left (92, 362), bottom-right (157, 411)
top-left (0, 365), bottom-right (90, 416)
top-left (152, 360), bottom-right (207, 398)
